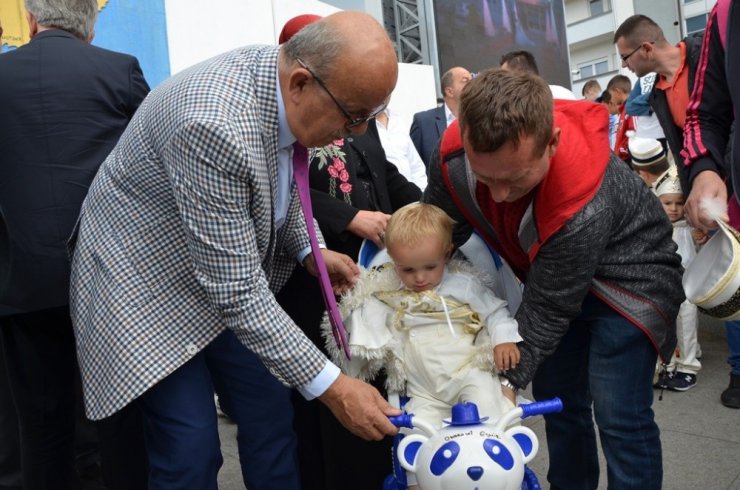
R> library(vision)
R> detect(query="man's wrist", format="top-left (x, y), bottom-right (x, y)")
top-left (501, 377), bottom-right (519, 393)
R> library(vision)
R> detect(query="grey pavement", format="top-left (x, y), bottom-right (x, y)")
top-left (217, 318), bottom-right (740, 489)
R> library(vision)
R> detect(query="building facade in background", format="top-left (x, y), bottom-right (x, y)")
top-left (566, 0), bottom-right (717, 95)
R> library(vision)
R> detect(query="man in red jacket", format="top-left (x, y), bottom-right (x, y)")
top-left (424, 68), bottom-right (683, 489)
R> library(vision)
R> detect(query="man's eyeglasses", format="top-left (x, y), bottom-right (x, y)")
top-left (620, 42), bottom-right (653, 63)
top-left (296, 58), bottom-right (387, 129)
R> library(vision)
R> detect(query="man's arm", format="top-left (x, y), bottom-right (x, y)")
top-left (505, 207), bottom-right (613, 389)
top-left (164, 120), bottom-right (329, 387)
top-left (681, 4), bottom-right (733, 229)
top-left (126, 57), bottom-right (150, 116)
top-left (409, 113), bottom-right (425, 165)
top-left (422, 147), bottom-right (474, 247)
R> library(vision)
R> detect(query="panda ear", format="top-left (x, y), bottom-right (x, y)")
top-left (505, 426), bottom-right (539, 464)
top-left (397, 434), bottom-right (428, 473)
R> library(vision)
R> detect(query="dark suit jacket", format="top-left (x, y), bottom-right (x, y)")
top-left (275, 119), bottom-right (420, 490)
top-left (0, 29), bottom-right (149, 315)
top-left (409, 105), bottom-right (447, 169)
top-left (310, 120), bottom-right (422, 259)
top-left (278, 119), bottom-right (421, 344)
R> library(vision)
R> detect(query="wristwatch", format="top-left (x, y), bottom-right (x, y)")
top-left (501, 377), bottom-right (519, 393)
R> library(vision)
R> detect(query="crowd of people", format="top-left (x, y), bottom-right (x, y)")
top-left (1, 1), bottom-right (739, 490)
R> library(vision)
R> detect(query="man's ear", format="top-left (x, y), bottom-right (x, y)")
top-left (548, 127), bottom-right (561, 158)
top-left (286, 66), bottom-right (312, 105)
top-left (86, 30), bottom-right (95, 44)
top-left (26, 11), bottom-right (38, 38)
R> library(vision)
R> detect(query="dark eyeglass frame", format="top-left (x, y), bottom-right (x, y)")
top-left (620, 41), bottom-right (653, 63)
top-left (296, 58), bottom-right (387, 129)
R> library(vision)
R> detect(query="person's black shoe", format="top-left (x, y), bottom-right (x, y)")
top-left (721, 373), bottom-right (740, 409)
top-left (667, 372), bottom-right (697, 391)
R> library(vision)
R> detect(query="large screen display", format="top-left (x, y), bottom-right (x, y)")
top-left (434, 0), bottom-right (571, 88)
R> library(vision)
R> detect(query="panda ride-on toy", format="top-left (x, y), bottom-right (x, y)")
top-left (384, 398), bottom-right (562, 490)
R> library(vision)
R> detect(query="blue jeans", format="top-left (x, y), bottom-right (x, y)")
top-left (138, 329), bottom-right (299, 490)
top-left (725, 320), bottom-right (740, 374)
top-left (532, 294), bottom-right (662, 490)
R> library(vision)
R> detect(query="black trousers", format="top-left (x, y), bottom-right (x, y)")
top-left (0, 349), bottom-right (21, 490)
top-left (0, 307), bottom-right (148, 490)
top-left (0, 307), bottom-right (78, 489)
top-left (277, 269), bottom-right (393, 490)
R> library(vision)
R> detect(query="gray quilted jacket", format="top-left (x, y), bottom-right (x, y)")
top-left (424, 150), bottom-right (683, 388)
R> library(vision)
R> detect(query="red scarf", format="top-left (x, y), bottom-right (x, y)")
top-left (441, 100), bottom-right (611, 277)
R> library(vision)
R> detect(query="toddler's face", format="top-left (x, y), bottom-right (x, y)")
top-left (389, 238), bottom-right (449, 293)
top-left (659, 193), bottom-right (685, 222)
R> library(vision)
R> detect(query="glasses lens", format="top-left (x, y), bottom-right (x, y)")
top-left (345, 102), bottom-right (388, 129)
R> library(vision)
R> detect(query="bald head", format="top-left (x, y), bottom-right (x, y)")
top-left (322, 11), bottom-right (398, 101)
top-left (280, 11), bottom-right (398, 147)
top-left (441, 66), bottom-right (472, 116)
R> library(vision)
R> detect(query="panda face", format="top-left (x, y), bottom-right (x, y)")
top-left (398, 420), bottom-right (539, 490)
top-left (419, 436), bottom-right (524, 490)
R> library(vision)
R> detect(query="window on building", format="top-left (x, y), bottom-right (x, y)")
top-left (683, 0), bottom-right (699, 3)
top-left (577, 58), bottom-right (609, 79)
top-left (686, 14), bottom-right (708, 34)
top-left (589, 0), bottom-right (609, 16)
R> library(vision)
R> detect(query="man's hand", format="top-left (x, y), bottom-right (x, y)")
top-left (346, 210), bottom-right (391, 248)
top-left (685, 171), bottom-right (728, 232)
top-left (319, 374), bottom-right (401, 440)
top-left (304, 249), bottom-right (359, 294)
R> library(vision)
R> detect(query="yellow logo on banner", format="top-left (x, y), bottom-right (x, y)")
top-left (1, 0), bottom-right (108, 48)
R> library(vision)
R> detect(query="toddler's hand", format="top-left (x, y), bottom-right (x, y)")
top-left (691, 228), bottom-right (709, 245)
top-left (494, 342), bottom-right (521, 372)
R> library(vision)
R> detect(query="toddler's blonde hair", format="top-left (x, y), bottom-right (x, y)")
top-left (385, 203), bottom-right (455, 253)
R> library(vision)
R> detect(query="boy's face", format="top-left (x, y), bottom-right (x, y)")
top-left (659, 193), bottom-right (685, 222)
top-left (584, 87), bottom-right (600, 101)
top-left (389, 238), bottom-right (450, 292)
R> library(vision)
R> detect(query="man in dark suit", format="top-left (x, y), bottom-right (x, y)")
top-left (0, 1), bottom-right (149, 488)
top-left (410, 66), bottom-right (472, 167)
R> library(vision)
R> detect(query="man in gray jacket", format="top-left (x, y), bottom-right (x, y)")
top-left (425, 69), bottom-right (683, 490)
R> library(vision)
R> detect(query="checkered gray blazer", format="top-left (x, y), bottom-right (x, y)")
top-left (70, 45), bottom-right (329, 419)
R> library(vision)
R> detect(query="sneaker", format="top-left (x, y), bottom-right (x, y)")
top-left (667, 372), bottom-right (697, 391)
top-left (653, 370), bottom-right (673, 389)
top-left (720, 373), bottom-right (740, 409)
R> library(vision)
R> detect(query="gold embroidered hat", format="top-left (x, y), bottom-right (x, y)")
top-left (683, 219), bottom-right (740, 320)
top-left (651, 165), bottom-right (682, 197)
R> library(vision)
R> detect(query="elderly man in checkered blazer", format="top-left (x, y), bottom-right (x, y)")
top-left (68, 11), bottom-right (401, 490)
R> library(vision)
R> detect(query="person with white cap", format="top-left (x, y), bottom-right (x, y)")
top-left (651, 167), bottom-right (703, 391)
top-left (628, 132), bottom-right (670, 186)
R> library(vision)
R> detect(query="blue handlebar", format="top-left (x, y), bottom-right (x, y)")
top-left (520, 398), bottom-right (563, 418)
top-left (388, 414), bottom-right (415, 429)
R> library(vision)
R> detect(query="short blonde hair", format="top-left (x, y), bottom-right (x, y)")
top-left (385, 203), bottom-right (455, 253)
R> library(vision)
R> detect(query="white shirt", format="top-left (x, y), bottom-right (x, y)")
top-left (444, 103), bottom-right (456, 127)
top-left (376, 108), bottom-right (428, 190)
top-left (276, 80), bottom-right (340, 400)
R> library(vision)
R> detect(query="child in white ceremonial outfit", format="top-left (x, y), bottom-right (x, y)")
top-left (325, 202), bottom-right (523, 430)
top-left (652, 166), bottom-right (704, 391)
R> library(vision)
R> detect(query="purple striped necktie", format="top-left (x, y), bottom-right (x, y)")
top-left (291, 142), bottom-right (351, 359)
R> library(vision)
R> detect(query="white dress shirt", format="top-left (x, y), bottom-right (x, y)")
top-left (376, 108), bottom-right (428, 190)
